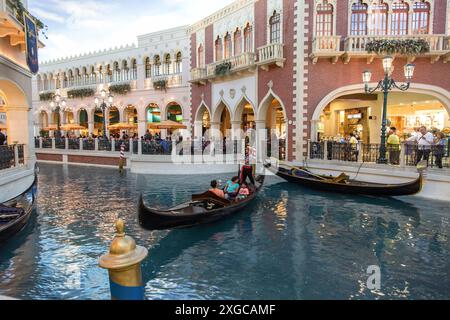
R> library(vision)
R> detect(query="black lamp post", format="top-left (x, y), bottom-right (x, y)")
top-left (94, 89), bottom-right (114, 139)
top-left (362, 56), bottom-right (415, 164)
top-left (50, 89), bottom-right (66, 139)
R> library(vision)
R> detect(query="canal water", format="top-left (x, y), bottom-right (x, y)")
top-left (0, 163), bottom-right (449, 300)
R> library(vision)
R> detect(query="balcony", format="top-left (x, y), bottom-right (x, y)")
top-left (0, 0), bottom-right (26, 51)
top-left (343, 34), bottom-right (450, 64)
top-left (207, 52), bottom-right (257, 80)
top-left (257, 43), bottom-right (285, 71)
top-left (190, 68), bottom-right (207, 85)
top-left (152, 73), bottom-right (183, 89)
top-left (310, 36), bottom-right (342, 64)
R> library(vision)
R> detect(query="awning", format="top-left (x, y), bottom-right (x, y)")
top-left (147, 120), bottom-right (187, 130)
top-left (108, 122), bottom-right (138, 130)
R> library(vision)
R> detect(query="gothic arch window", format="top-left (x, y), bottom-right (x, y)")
top-left (350, 1), bottom-right (368, 35)
top-left (412, 1), bottom-right (430, 34)
top-left (244, 23), bottom-right (253, 52)
top-left (145, 57), bottom-right (151, 78)
top-left (98, 66), bottom-right (103, 83)
top-left (197, 44), bottom-right (204, 68)
top-left (224, 32), bottom-right (232, 59)
top-left (131, 59), bottom-right (137, 79)
top-left (90, 66), bottom-right (96, 84)
top-left (316, 1), bottom-right (334, 36)
top-left (367, 1), bottom-right (388, 35)
top-left (154, 55), bottom-right (161, 76)
top-left (269, 11), bottom-right (281, 43)
top-left (215, 36), bottom-right (223, 62)
top-left (164, 54), bottom-right (171, 75)
top-left (113, 61), bottom-right (120, 82)
top-left (234, 28), bottom-right (242, 56)
top-left (122, 60), bottom-right (129, 80)
top-left (391, 2), bottom-right (409, 35)
top-left (175, 52), bottom-right (182, 73)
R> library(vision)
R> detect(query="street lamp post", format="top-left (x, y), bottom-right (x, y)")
top-left (95, 89), bottom-right (114, 139)
top-left (362, 56), bottom-right (415, 164)
top-left (50, 89), bottom-right (67, 139)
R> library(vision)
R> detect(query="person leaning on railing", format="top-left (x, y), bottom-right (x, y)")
top-left (387, 127), bottom-right (401, 165)
top-left (406, 126), bottom-right (434, 166)
top-left (434, 131), bottom-right (447, 169)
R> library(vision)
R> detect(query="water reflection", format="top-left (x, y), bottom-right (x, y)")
top-left (0, 163), bottom-right (449, 300)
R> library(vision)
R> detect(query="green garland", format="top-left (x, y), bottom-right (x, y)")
top-left (215, 62), bottom-right (232, 76)
top-left (39, 92), bottom-right (53, 101)
top-left (366, 39), bottom-right (430, 56)
top-left (9, 0), bottom-right (45, 30)
top-left (109, 83), bottom-right (131, 95)
top-left (153, 79), bottom-right (167, 91)
top-left (67, 88), bottom-right (95, 99)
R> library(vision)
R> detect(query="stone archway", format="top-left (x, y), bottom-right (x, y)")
top-left (0, 79), bottom-right (31, 146)
top-left (212, 99), bottom-right (232, 139)
top-left (310, 83), bottom-right (450, 142)
top-left (194, 103), bottom-right (211, 139)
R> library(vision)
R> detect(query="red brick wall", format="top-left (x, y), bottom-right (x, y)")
top-left (68, 155), bottom-right (123, 166)
top-left (305, 0), bottom-right (450, 142)
top-left (36, 153), bottom-right (62, 162)
top-left (191, 25), bottom-right (214, 122)
top-left (257, 0), bottom-right (296, 160)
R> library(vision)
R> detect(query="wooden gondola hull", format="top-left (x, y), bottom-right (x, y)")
top-left (265, 164), bottom-right (422, 197)
top-left (138, 176), bottom-right (264, 231)
top-left (0, 175), bottom-right (37, 244)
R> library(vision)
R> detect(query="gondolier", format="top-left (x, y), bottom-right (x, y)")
top-left (119, 143), bottom-right (125, 173)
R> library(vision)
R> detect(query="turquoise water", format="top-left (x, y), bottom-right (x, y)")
top-left (0, 163), bottom-right (449, 300)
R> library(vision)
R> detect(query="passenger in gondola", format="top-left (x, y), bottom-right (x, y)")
top-left (223, 176), bottom-right (240, 200)
top-left (209, 180), bottom-right (225, 199)
top-left (237, 183), bottom-right (250, 200)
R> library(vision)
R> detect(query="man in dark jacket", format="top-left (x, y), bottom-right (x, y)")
top-left (0, 130), bottom-right (6, 146)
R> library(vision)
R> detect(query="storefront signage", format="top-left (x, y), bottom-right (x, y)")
top-left (348, 113), bottom-right (362, 120)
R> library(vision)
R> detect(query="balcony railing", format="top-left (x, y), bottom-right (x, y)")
top-left (0, 144), bottom-right (25, 171)
top-left (257, 43), bottom-right (285, 70)
top-left (310, 36), bottom-right (342, 64)
top-left (190, 67), bottom-right (207, 83)
top-left (206, 52), bottom-right (257, 78)
top-left (308, 141), bottom-right (450, 169)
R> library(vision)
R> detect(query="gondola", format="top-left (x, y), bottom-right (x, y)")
top-left (138, 175), bottom-right (264, 231)
top-left (0, 175), bottom-right (37, 244)
top-left (264, 161), bottom-right (422, 197)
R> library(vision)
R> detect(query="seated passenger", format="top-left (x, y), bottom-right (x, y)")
top-left (209, 180), bottom-right (225, 199)
top-left (224, 176), bottom-right (240, 200)
top-left (237, 183), bottom-right (250, 200)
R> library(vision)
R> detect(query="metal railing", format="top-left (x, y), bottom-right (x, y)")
top-left (308, 140), bottom-right (450, 169)
top-left (345, 34), bottom-right (448, 53)
top-left (207, 52), bottom-right (256, 77)
top-left (0, 144), bottom-right (25, 171)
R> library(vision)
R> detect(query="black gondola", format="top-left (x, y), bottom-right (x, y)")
top-left (139, 175), bottom-right (264, 230)
top-left (264, 162), bottom-right (422, 197)
top-left (0, 175), bottom-right (37, 244)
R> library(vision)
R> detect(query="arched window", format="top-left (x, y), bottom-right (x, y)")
top-left (43, 74), bottom-right (48, 91)
top-left (113, 62), bottom-right (120, 82)
top-left (197, 44), bottom-right (204, 68)
top-left (90, 66), bottom-right (96, 84)
top-left (367, 1), bottom-right (388, 35)
top-left (269, 11), bottom-right (281, 43)
top-left (105, 64), bottom-right (112, 82)
top-left (224, 33), bottom-right (232, 59)
top-left (98, 66), bottom-right (103, 84)
top-left (412, 1), bottom-right (430, 34)
top-left (391, 2), bottom-right (409, 35)
top-left (81, 68), bottom-right (87, 85)
top-left (154, 55), bottom-right (161, 76)
top-left (145, 57), bottom-right (151, 78)
top-left (131, 59), bottom-right (137, 79)
top-left (74, 68), bottom-right (81, 86)
top-left (164, 54), bottom-right (171, 74)
top-left (122, 60), bottom-right (129, 80)
top-left (350, 1), bottom-right (368, 35)
top-left (175, 52), bottom-right (182, 73)
top-left (244, 23), bottom-right (253, 52)
top-left (316, 1), bottom-right (334, 36)
top-left (215, 36), bottom-right (223, 62)
top-left (234, 28), bottom-right (242, 56)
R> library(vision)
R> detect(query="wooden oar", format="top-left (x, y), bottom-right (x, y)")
top-left (278, 161), bottom-right (329, 181)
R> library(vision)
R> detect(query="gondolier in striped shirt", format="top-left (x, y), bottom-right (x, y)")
top-left (119, 142), bottom-right (125, 173)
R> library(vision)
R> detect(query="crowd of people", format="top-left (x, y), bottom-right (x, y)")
top-left (387, 126), bottom-right (448, 168)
